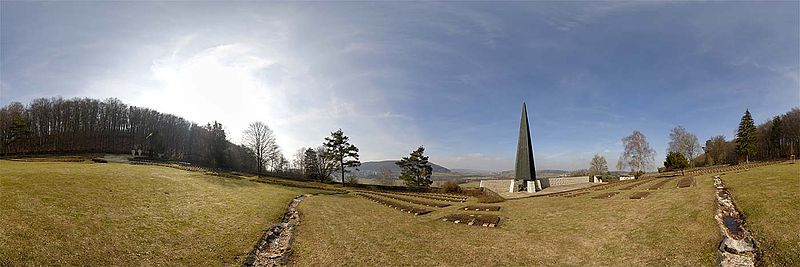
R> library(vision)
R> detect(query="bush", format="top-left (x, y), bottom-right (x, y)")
top-left (344, 176), bottom-right (359, 185)
top-left (439, 181), bottom-right (462, 193)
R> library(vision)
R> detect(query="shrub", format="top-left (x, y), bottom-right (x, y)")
top-left (344, 176), bottom-right (359, 185)
top-left (439, 181), bottom-right (462, 193)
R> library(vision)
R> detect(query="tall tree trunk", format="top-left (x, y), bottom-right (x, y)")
top-left (341, 158), bottom-right (345, 186)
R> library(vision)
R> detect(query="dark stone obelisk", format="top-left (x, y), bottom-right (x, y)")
top-left (514, 102), bottom-right (536, 187)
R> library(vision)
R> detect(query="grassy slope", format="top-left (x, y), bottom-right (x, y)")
top-left (721, 162), bottom-right (800, 266)
top-left (0, 160), bottom-right (321, 266)
top-left (292, 177), bottom-right (718, 266)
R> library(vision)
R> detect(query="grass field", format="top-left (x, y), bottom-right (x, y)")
top-left (292, 176), bottom-right (719, 266)
top-left (721, 162), bottom-right (800, 266)
top-left (2, 159), bottom-right (795, 266)
top-left (0, 160), bottom-right (325, 266)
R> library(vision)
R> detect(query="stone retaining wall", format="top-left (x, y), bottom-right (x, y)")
top-left (540, 176), bottom-right (589, 187)
top-left (479, 179), bottom-right (515, 193)
top-left (480, 176), bottom-right (589, 193)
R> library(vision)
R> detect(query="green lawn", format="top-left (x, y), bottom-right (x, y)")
top-left (292, 176), bottom-right (719, 266)
top-left (721, 162), bottom-right (800, 266)
top-left (0, 160), bottom-right (323, 266)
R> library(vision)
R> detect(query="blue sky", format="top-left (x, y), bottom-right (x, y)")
top-left (1, 2), bottom-right (798, 171)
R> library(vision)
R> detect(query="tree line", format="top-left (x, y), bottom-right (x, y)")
top-left (1, 97), bottom-right (257, 171)
top-left (1, 97), bottom-right (437, 187)
top-left (588, 107), bottom-right (799, 176)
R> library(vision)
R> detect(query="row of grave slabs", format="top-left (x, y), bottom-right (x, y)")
top-left (355, 190), bottom-right (503, 228)
top-left (546, 176), bottom-right (695, 200)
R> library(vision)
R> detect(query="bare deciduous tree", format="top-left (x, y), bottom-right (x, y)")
top-left (704, 135), bottom-right (729, 165)
top-left (668, 126), bottom-right (701, 167)
top-left (292, 147), bottom-right (308, 175)
top-left (242, 121), bottom-right (276, 175)
top-left (617, 130), bottom-right (655, 174)
top-left (588, 154), bottom-right (608, 177)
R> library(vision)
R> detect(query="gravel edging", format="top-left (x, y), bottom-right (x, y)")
top-left (243, 194), bottom-right (307, 267)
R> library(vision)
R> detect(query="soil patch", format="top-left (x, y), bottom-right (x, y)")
top-left (677, 176), bottom-right (695, 188)
top-left (629, 192), bottom-right (652, 199)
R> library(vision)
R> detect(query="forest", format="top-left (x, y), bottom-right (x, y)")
top-left (0, 97), bottom-right (257, 172)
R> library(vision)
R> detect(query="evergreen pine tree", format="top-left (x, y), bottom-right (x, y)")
top-left (664, 151), bottom-right (689, 175)
top-left (207, 121), bottom-right (228, 168)
top-left (735, 110), bottom-right (757, 163)
top-left (396, 146), bottom-right (433, 188)
top-left (322, 129), bottom-right (360, 186)
top-left (302, 148), bottom-right (321, 181)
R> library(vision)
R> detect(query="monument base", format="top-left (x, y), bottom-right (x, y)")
top-left (526, 181), bottom-right (537, 193)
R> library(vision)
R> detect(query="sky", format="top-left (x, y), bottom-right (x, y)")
top-left (1, 2), bottom-right (798, 171)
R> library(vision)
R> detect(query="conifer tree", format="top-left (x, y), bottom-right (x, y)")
top-left (735, 110), bottom-right (757, 163)
top-left (664, 151), bottom-right (689, 175)
top-left (207, 121), bottom-right (228, 168)
top-left (396, 146), bottom-right (433, 188)
top-left (302, 148), bottom-right (321, 181)
top-left (3, 116), bottom-right (32, 155)
top-left (322, 129), bottom-right (360, 185)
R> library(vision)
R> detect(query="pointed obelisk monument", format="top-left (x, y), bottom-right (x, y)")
top-left (514, 102), bottom-right (537, 191)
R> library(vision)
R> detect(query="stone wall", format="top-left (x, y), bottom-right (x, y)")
top-left (539, 176), bottom-right (590, 187)
top-left (479, 179), bottom-right (515, 193)
top-left (480, 176), bottom-right (589, 193)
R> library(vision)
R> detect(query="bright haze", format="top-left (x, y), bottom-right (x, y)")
top-left (1, 2), bottom-right (798, 171)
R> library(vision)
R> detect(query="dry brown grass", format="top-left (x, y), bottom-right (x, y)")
top-left (0, 160), bottom-right (327, 266)
top-left (292, 175), bottom-right (718, 266)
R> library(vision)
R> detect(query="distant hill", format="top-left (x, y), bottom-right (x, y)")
top-left (450, 169), bottom-right (496, 175)
top-left (352, 160), bottom-right (451, 177)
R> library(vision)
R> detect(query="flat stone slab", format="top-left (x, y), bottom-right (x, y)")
top-left (592, 192), bottom-right (620, 199)
top-left (462, 205), bottom-right (501, 211)
top-left (629, 192), bottom-right (652, 199)
top-left (677, 176), bottom-right (695, 188)
top-left (440, 214), bottom-right (500, 228)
